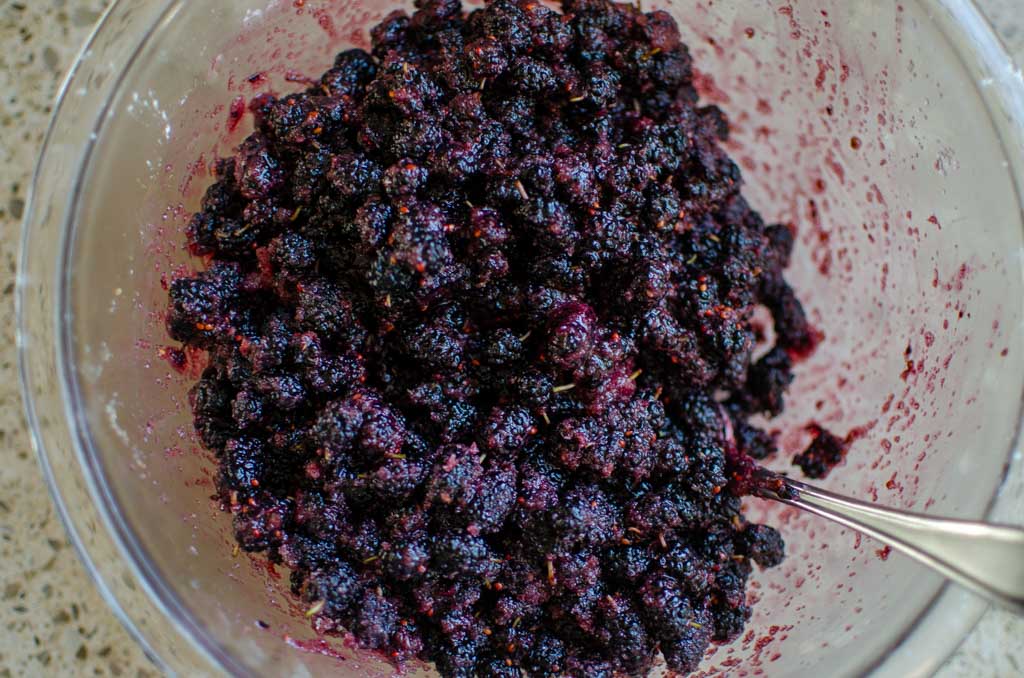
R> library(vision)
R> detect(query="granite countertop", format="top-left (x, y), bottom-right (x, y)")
top-left (1, 1), bottom-right (1021, 676)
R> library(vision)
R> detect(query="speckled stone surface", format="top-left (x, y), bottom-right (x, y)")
top-left (1, 4), bottom-right (159, 676)
top-left (0, 1), bottom-right (1021, 676)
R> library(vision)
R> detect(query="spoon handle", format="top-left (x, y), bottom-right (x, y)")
top-left (753, 474), bottom-right (1024, 613)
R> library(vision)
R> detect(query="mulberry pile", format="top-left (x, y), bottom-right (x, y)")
top-left (166, 0), bottom-right (823, 675)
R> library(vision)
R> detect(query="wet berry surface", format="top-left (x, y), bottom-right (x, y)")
top-left (166, 0), bottom-right (828, 674)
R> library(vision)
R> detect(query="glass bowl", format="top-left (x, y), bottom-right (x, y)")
top-left (17, 0), bottom-right (1024, 676)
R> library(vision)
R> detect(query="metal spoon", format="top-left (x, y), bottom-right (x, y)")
top-left (748, 468), bottom-right (1024, 613)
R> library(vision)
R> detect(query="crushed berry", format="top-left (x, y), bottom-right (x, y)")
top-left (793, 425), bottom-right (848, 479)
top-left (166, 0), bottom-right (828, 675)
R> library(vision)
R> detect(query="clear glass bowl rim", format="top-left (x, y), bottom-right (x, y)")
top-left (16, 0), bottom-right (1024, 675)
